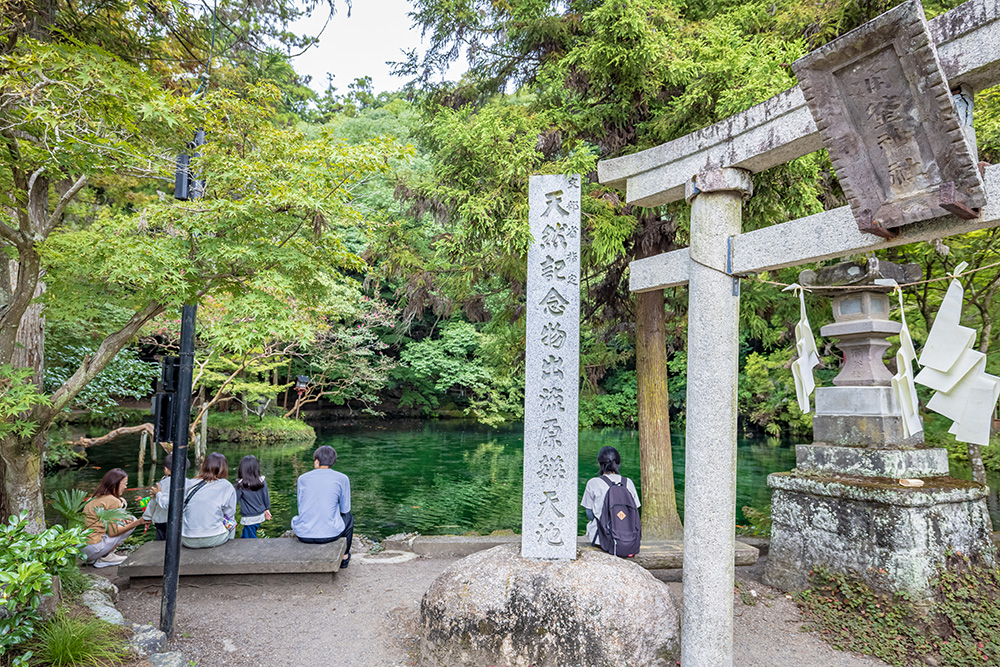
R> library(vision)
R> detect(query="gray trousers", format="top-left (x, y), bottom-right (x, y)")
top-left (182, 527), bottom-right (235, 549)
top-left (81, 529), bottom-right (134, 563)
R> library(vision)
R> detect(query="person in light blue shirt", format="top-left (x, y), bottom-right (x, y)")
top-left (291, 445), bottom-right (353, 567)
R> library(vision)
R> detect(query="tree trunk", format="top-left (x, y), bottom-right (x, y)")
top-left (0, 264), bottom-right (47, 529)
top-left (635, 287), bottom-right (684, 539)
top-left (11, 267), bottom-right (45, 387)
top-left (0, 431), bottom-right (46, 531)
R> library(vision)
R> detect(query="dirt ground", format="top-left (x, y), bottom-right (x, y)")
top-left (111, 553), bottom-right (888, 667)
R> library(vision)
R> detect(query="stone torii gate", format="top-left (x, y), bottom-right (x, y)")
top-left (596, 0), bottom-right (1000, 664)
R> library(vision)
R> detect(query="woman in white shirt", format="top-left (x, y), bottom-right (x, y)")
top-left (580, 446), bottom-right (641, 545)
top-left (180, 452), bottom-right (237, 548)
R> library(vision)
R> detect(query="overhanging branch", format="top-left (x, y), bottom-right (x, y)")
top-left (41, 301), bottom-right (165, 424)
top-left (43, 174), bottom-right (87, 236)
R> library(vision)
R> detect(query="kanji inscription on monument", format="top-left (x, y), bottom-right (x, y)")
top-left (522, 174), bottom-right (580, 560)
top-left (793, 0), bottom-right (985, 239)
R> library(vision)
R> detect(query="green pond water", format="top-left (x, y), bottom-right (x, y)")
top-left (44, 420), bottom-right (1000, 539)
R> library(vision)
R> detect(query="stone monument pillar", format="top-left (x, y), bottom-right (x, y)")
top-left (522, 174), bottom-right (580, 560)
top-left (765, 258), bottom-right (994, 596)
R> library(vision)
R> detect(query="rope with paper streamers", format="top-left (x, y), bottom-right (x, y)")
top-left (782, 283), bottom-right (820, 414)
top-left (778, 260), bottom-right (1000, 447)
top-left (746, 258), bottom-right (1000, 292)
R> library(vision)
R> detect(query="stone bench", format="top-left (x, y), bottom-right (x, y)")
top-left (384, 534), bottom-right (759, 568)
top-left (118, 537), bottom-right (347, 588)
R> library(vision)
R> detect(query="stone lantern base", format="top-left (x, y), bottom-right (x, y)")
top-left (764, 455), bottom-right (993, 596)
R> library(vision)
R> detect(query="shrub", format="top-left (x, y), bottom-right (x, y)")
top-left (48, 490), bottom-right (130, 533)
top-left (579, 369), bottom-right (638, 429)
top-left (0, 514), bottom-right (88, 666)
top-left (43, 441), bottom-right (86, 470)
top-left (736, 504), bottom-right (772, 537)
top-left (43, 345), bottom-right (158, 416)
top-left (799, 555), bottom-right (1000, 666)
top-left (25, 612), bottom-right (128, 667)
top-left (48, 490), bottom-right (88, 529)
top-left (55, 564), bottom-right (91, 600)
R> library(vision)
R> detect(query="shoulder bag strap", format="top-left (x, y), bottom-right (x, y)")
top-left (183, 480), bottom-right (207, 510)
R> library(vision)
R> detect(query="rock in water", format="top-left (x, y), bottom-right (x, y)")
top-left (419, 544), bottom-right (680, 667)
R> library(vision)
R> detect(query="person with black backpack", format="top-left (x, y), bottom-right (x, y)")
top-left (581, 446), bottom-right (642, 558)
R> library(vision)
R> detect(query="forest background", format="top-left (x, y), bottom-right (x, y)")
top-left (2, 0), bottom-right (1000, 531)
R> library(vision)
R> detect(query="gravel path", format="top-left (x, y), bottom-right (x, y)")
top-left (114, 553), bottom-right (888, 667)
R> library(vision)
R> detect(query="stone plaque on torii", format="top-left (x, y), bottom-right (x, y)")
top-left (597, 0), bottom-right (1000, 664)
top-left (793, 0), bottom-right (985, 238)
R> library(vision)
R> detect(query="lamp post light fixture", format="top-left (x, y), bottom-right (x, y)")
top-left (294, 375), bottom-right (310, 420)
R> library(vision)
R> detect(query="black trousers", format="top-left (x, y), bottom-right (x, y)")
top-left (154, 522), bottom-right (168, 541)
top-left (296, 511), bottom-right (353, 555)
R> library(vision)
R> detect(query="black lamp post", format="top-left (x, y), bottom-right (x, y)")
top-left (160, 130), bottom-right (205, 637)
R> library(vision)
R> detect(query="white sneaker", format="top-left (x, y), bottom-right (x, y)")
top-left (93, 552), bottom-right (127, 568)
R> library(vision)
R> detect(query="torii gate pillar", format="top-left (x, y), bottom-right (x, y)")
top-left (681, 167), bottom-right (752, 667)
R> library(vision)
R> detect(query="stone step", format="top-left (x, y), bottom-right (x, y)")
top-left (118, 537), bottom-right (346, 588)
top-left (384, 534), bottom-right (759, 568)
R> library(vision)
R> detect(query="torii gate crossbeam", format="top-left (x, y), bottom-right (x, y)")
top-left (596, 1), bottom-right (1000, 665)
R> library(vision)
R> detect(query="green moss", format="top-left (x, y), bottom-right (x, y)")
top-left (799, 555), bottom-right (1000, 666)
top-left (206, 412), bottom-right (316, 445)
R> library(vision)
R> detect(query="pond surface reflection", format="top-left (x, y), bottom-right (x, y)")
top-left (47, 420), bottom-right (996, 539)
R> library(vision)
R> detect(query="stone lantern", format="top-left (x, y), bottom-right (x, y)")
top-left (797, 258), bottom-right (921, 448)
top-left (764, 258), bottom-right (993, 597)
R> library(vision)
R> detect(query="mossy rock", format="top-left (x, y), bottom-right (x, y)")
top-left (206, 414), bottom-right (316, 445)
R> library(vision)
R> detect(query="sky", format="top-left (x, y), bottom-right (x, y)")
top-left (287, 0), bottom-right (467, 95)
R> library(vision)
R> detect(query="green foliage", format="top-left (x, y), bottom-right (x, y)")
top-left (395, 442), bottom-right (523, 535)
top-left (42, 440), bottom-right (86, 470)
top-left (409, 98), bottom-right (595, 284)
top-left (43, 347), bottom-right (158, 416)
top-left (207, 413), bottom-right (316, 444)
top-left (736, 504), bottom-right (772, 537)
top-left (289, 294), bottom-right (400, 416)
top-left (924, 413), bottom-right (1000, 473)
top-left (0, 366), bottom-right (50, 439)
top-left (738, 349), bottom-right (813, 437)
top-left (0, 38), bottom-right (196, 182)
top-left (799, 557), bottom-right (1000, 666)
top-left (394, 321), bottom-right (522, 425)
top-left (974, 84), bottom-right (1000, 164)
top-left (48, 489), bottom-right (88, 529)
top-left (579, 369), bottom-right (638, 429)
top-left (54, 564), bottom-right (91, 600)
top-left (43, 84), bottom-right (410, 314)
top-left (0, 514), bottom-right (88, 663)
top-left (34, 82), bottom-right (413, 430)
top-left (91, 507), bottom-right (132, 533)
top-left (24, 612), bottom-right (129, 667)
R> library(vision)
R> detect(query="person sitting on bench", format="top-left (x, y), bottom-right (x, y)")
top-left (291, 445), bottom-right (353, 568)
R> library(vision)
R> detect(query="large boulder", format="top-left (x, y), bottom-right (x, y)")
top-left (419, 544), bottom-right (680, 667)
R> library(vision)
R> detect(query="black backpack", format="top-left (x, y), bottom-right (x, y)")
top-left (592, 475), bottom-right (641, 558)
